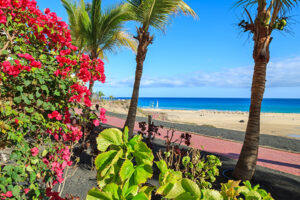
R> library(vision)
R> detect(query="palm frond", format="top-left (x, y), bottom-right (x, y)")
top-left (62, 0), bottom-right (133, 60)
top-left (235, 0), bottom-right (298, 11)
top-left (127, 0), bottom-right (197, 32)
top-left (176, 1), bottom-right (198, 19)
top-left (61, 0), bottom-right (87, 49)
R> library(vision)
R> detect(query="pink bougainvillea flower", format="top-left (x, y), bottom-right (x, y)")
top-left (31, 147), bottom-right (39, 156)
top-left (99, 108), bottom-right (107, 123)
top-left (5, 191), bottom-right (12, 198)
top-left (0, 10), bottom-right (6, 24)
top-left (24, 188), bottom-right (30, 194)
top-left (93, 119), bottom-right (100, 126)
top-left (48, 111), bottom-right (63, 121)
top-left (42, 158), bottom-right (49, 165)
top-left (44, 8), bottom-right (50, 14)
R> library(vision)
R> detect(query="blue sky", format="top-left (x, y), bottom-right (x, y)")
top-left (37, 0), bottom-right (300, 98)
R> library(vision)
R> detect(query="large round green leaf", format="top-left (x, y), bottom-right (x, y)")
top-left (132, 142), bottom-right (154, 165)
top-left (119, 159), bottom-right (135, 181)
top-left (133, 164), bottom-right (153, 185)
top-left (181, 178), bottom-right (201, 197)
top-left (97, 128), bottom-right (123, 151)
top-left (201, 189), bottom-right (223, 200)
top-left (86, 188), bottom-right (112, 200)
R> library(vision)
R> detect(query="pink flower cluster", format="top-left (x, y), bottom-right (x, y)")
top-left (99, 108), bottom-right (107, 123)
top-left (18, 53), bottom-right (42, 68)
top-left (47, 125), bottom-right (83, 142)
top-left (69, 83), bottom-right (91, 107)
top-left (78, 54), bottom-right (106, 83)
top-left (43, 146), bottom-right (72, 185)
top-left (31, 147), bottom-right (39, 156)
top-left (63, 108), bottom-right (71, 124)
top-left (46, 188), bottom-right (66, 200)
top-left (48, 111), bottom-right (63, 121)
top-left (0, 9), bottom-right (6, 24)
top-left (0, 0), bottom-right (76, 50)
top-left (54, 54), bottom-right (77, 78)
top-left (0, 191), bottom-right (12, 200)
top-left (1, 60), bottom-right (30, 77)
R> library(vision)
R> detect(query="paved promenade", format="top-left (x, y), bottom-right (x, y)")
top-left (105, 115), bottom-right (300, 176)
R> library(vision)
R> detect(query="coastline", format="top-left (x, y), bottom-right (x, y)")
top-left (142, 108), bottom-right (300, 139)
top-left (96, 100), bottom-right (300, 139)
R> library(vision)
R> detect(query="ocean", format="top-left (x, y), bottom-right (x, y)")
top-left (117, 98), bottom-right (300, 113)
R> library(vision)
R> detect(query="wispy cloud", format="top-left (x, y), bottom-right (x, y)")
top-left (101, 57), bottom-right (300, 88)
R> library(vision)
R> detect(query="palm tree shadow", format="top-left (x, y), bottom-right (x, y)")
top-left (225, 153), bottom-right (300, 169)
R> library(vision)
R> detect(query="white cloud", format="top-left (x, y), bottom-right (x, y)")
top-left (100, 56), bottom-right (300, 88)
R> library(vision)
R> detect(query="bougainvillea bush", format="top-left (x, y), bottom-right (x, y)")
top-left (0, 0), bottom-right (105, 199)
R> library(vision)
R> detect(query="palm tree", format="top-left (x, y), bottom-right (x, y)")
top-left (98, 91), bottom-right (105, 101)
top-left (233, 0), bottom-right (299, 180)
top-left (124, 0), bottom-right (197, 136)
top-left (61, 0), bottom-right (137, 94)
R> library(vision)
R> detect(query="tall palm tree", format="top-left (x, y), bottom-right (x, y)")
top-left (61, 0), bottom-right (137, 94)
top-left (124, 0), bottom-right (197, 136)
top-left (233, 0), bottom-right (299, 180)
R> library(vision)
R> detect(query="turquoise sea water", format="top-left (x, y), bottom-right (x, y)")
top-left (117, 98), bottom-right (300, 113)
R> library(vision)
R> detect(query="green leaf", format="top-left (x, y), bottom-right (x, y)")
top-left (123, 126), bottom-right (129, 143)
top-left (29, 93), bottom-right (34, 100)
top-left (158, 182), bottom-right (185, 199)
top-left (37, 99), bottom-right (43, 107)
top-left (94, 150), bottom-right (120, 173)
top-left (12, 185), bottom-right (20, 197)
top-left (42, 149), bottom-right (48, 157)
top-left (86, 188), bottom-right (112, 200)
top-left (243, 190), bottom-right (262, 200)
top-left (24, 80), bottom-right (31, 86)
top-left (13, 96), bottom-right (22, 104)
top-left (1, 50), bottom-right (9, 55)
top-left (119, 159), bottom-right (135, 181)
top-left (96, 128), bottom-right (123, 152)
top-left (26, 165), bottom-right (33, 172)
top-left (103, 183), bottom-right (120, 199)
top-left (22, 95), bottom-right (31, 105)
top-left (175, 192), bottom-right (197, 200)
top-left (16, 86), bottom-right (23, 92)
top-left (201, 189), bottom-right (223, 200)
top-left (31, 159), bottom-right (39, 165)
top-left (156, 160), bottom-right (168, 174)
top-left (140, 186), bottom-right (155, 199)
top-left (41, 85), bottom-right (48, 92)
top-left (134, 164), bottom-right (153, 185)
top-left (25, 107), bottom-right (34, 113)
top-left (132, 192), bottom-right (149, 200)
top-left (181, 178), bottom-right (201, 197)
top-left (133, 142), bottom-right (154, 165)
top-left (54, 90), bottom-right (60, 96)
top-left (124, 185), bottom-right (139, 198)
top-left (36, 90), bottom-right (41, 98)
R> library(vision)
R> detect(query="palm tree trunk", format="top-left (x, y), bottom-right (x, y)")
top-left (233, 12), bottom-right (271, 179)
top-left (89, 80), bottom-right (94, 97)
top-left (233, 61), bottom-right (267, 180)
top-left (124, 27), bottom-right (153, 137)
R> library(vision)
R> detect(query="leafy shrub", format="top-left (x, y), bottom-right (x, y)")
top-left (88, 128), bottom-right (273, 200)
top-left (156, 160), bottom-right (273, 200)
top-left (87, 128), bottom-right (155, 200)
top-left (158, 148), bottom-right (221, 189)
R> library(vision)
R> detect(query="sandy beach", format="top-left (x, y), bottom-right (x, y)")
top-left (96, 100), bottom-right (300, 139)
top-left (143, 108), bottom-right (300, 138)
